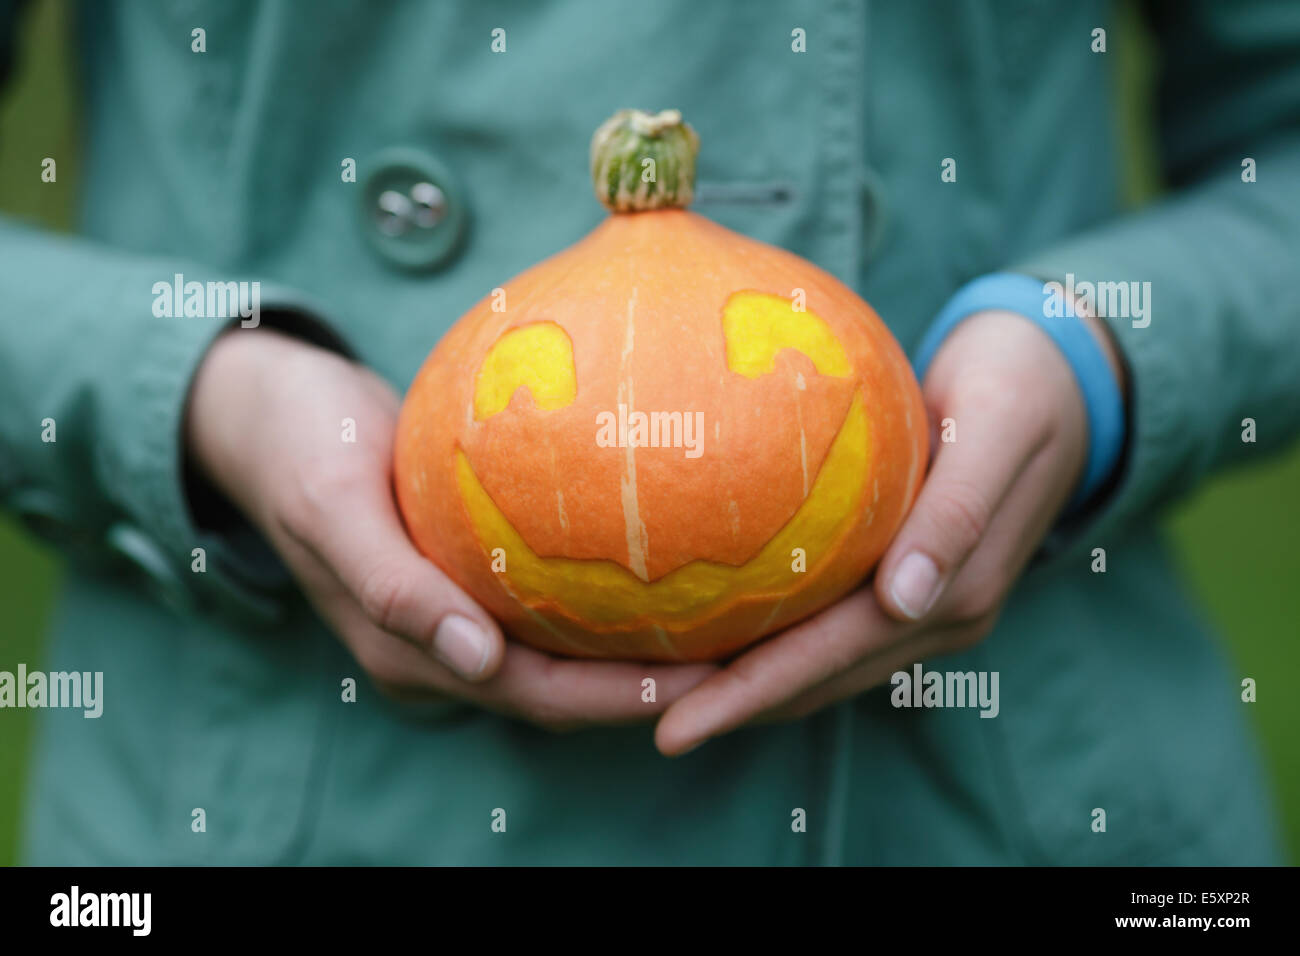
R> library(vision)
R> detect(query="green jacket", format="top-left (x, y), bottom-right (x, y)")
top-left (3, 0), bottom-right (1296, 864)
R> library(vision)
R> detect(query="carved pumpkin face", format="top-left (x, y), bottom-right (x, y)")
top-left (395, 210), bottom-right (927, 662)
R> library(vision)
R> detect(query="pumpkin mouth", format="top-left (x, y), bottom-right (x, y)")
top-left (453, 391), bottom-right (872, 637)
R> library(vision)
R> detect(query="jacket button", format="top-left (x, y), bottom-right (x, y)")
top-left (360, 148), bottom-right (468, 272)
top-left (105, 522), bottom-right (195, 615)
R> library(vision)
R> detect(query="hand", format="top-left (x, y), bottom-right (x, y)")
top-left (186, 329), bottom-right (715, 730)
top-left (654, 308), bottom-right (1127, 755)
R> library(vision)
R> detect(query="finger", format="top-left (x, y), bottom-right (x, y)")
top-left (280, 469), bottom-right (505, 682)
top-left (874, 385), bottom-right (1046, 622)
top-left (653, 588), bottom-right (911, 756)
top-left (290, 530), bottom-right (720, 726)
top-left (272, 531), bottom-right (467, 698)
top-left (750, 417), bottom-right (1081, 728)
top-left (935, 438), bottom-right (1072, 624)
top-left (771, 439), bottom-right (1074, 719)
top-left (765, 453), bottom-right (1069, 723)
top-left (758, 624), bottom-right (972, 723)
top-left (473, 645), bottom-right (717, 729)
top-left (282, 532), bottom-right (718, 729)
top-left (767, 448), bottom-right (1071, 724)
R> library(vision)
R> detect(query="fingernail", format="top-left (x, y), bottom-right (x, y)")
top-left (432, 614), bottom-right (491, 678)
top-left (890, 552), bottom-right (941, 619)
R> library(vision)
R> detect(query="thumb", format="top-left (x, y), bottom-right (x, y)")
top-left (287, 473), bottom-right (507, 682)
top-left (874, 411), bottom-right (1034, 622)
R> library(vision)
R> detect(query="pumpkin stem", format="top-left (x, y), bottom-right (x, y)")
top-left (590, 109), bottom-right (699, 213)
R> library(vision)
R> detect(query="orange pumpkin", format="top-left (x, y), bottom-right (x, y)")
top-left (395, 109), bottom-right (927, 662)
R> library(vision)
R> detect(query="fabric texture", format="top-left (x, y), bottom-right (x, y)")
top-left (2, 0), bottom-right (1294, 864)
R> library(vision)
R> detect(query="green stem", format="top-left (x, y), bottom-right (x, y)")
top-left (590, 109), bottom-right (699, 213)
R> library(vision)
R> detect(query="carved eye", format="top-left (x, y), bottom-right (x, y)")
top-left (474, 322), bottom-right (577, 420)
top-left (722, 291), bottom-right (852, 379)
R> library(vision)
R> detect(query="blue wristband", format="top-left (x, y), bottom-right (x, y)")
top-left (912, 273), bottom-right (1126, 514)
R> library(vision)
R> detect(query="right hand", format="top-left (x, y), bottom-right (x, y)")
top-left (185, 328), bottom-right (716, 730)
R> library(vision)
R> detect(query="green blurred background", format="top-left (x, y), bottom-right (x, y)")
top-left (1, 1), bottom-right (1296, 865)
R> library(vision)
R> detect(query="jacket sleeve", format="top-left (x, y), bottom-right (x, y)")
top-left (1013, 0), bottom-right (1300, 550)
top-left (0, 4), bottom-right (349, 623)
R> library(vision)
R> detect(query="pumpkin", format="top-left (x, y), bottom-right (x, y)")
top-left (394, 109), bottom-right (927, 662)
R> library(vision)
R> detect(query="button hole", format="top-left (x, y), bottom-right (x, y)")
top-left (694, 181), bottom-right (797, 206)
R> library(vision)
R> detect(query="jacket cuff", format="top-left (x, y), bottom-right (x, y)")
top-left (913, 273), bottom-right (1127, 515)
top-left (103, 285), bottom-right (355, 625)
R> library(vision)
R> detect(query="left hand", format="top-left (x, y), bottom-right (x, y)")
top-left (654, 307), bottom-right (1126, 756)
top-left (187, 329), bottom-right (717, 731)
